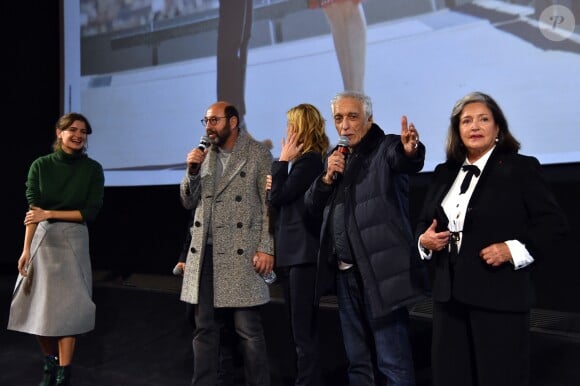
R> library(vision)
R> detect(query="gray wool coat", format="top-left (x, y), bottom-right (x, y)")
top-left (179, 131), bottom-right (275, 308)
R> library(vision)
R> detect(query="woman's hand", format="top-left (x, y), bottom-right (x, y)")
top-left (279, 130), bottom-right (303, 162)
top-left (480, 243), bottom-right (512, 267)
top-left (419, 219), bottom-right (450, 252)
top-left (17, 251), bottom-right (30, 276)
top-left (24, 206), bottom-right (47, 225)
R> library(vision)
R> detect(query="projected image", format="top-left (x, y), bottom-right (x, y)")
top-left (66, 0), bottom-right (580, 186)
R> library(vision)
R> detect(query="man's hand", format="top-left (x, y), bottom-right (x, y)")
top-left (252, 252), bottom-right (274, 275)
top-left (400, 115), bottom-right (420, 156)
top-left (186, 146), bottom-right (208, 175)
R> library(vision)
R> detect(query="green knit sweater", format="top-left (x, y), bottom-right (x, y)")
top-left (25, 149), bottom-right (104, 222)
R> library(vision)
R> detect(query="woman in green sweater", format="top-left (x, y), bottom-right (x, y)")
top-left (7, 112), bottom-right (104, 386)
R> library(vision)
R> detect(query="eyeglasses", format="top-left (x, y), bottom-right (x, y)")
top-left (201, 116), bottom-right (227, 127)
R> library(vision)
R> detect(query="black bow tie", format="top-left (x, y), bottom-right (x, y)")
top-left (460, 164), bottom-right (481, 194)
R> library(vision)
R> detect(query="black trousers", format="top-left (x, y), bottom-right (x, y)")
top-left (432, 298), bottom-right (530, 386)
top-left (279, 263), bottom-right (320, 386)
top-left (190, 245), bottom-right (270, 386)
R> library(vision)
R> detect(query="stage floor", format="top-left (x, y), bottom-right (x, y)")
top-left (1, 271), bottom-right (579, 385)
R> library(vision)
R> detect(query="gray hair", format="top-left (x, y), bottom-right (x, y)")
top-left (446, 91), bottom-right (520, 162)
top-left (330, 91), bottom-right (373, 119)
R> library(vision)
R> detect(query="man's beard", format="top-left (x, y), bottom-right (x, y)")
top-left (208, 126), bottom-right (231, 147)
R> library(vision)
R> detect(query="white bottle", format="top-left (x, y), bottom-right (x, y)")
top-left (263, 270), bottom-right (277, 284)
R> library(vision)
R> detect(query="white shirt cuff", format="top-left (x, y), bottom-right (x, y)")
top-left (505, 240), bottom-right (534, 270)
top-left (418, 238), bottom-right (432, 260)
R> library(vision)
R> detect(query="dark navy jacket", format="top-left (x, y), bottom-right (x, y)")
top-left (269, 152), bottom-right (324, 268)
top-left (305, 124), bottom-right (430, 319)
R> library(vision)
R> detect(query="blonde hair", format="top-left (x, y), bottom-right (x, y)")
top-left (286, 103), bottom-right (330, 158)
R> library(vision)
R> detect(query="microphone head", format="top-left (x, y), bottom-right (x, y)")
top-left (199, 135), bottom-right (211, 150)
top-left (337, 136), bottom-right (349, 147)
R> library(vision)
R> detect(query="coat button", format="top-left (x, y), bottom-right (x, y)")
top-left (235, 196), bottom-right (242, 202)
top-left (240, 171), bottom-right (246, 177)
top-left (194, 221), bottom-right (201, 227)
top-left (190, 247), bottom-right (196, 253)
top-left (237, 222), bottom-right (243, 228)
top-left (237, 249), bottom-right (244, 255)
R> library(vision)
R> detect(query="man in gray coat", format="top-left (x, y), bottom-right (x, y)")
top-left (177, 101), bottom-right (275, 385)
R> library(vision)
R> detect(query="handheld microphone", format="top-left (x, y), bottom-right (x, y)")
top-left (333, 136), bottom-right (350, 181)
top-left (189, 135), bottom-right (211, 175)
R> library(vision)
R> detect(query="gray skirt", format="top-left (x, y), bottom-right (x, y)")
top-left (7, 221), bottom-right (95, 336)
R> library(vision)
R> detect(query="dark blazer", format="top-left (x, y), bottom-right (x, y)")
top-left (416, 148), bottom-right (568, 311)
top-left (269, 152), bottom-right (324, 267)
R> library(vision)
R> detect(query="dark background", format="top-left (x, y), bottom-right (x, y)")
top-left (3, 1), bottom-right (579, 315)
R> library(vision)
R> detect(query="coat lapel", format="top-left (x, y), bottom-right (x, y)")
top-left (436, 163), bottom-right (461, 206)
top-left (465, 148), bottom-right (502, 208)
top-left (214, 131), bottom-right (249, 197)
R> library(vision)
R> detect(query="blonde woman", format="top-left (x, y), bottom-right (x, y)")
top-left (267, 103), bottom-right (330, 385)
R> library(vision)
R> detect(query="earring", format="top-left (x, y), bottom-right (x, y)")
top-left (495, 137), bottom-right (499, 143)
